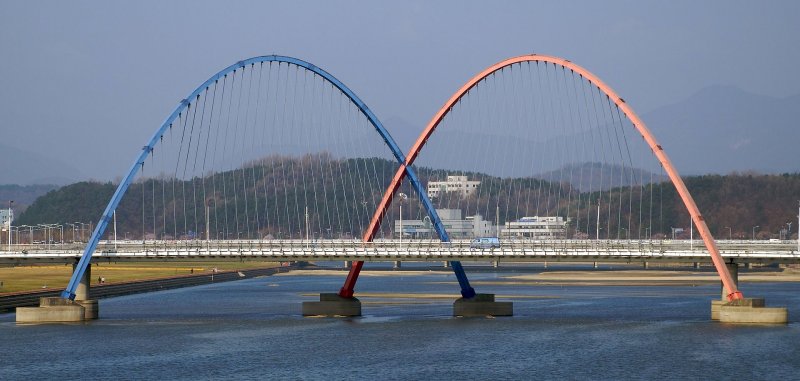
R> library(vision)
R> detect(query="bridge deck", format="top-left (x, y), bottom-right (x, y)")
top-left (1, 239), bottom-right (798, 265)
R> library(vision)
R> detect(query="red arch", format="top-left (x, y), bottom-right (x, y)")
top-left (364, 54), bottom-right (743, 301)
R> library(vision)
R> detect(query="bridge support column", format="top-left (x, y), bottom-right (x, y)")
top-left (593, 262), bottom-right (598, 269)
top-left (643, 262), bottom-right (649, 269)
top-left (693, 262), bottom-right (701, 269)
top-left (453, 294), bottom-right (512, 317)
top-left (393, 261), bottom-right (401, 269)
top-left (711, 262), bottom-right (787, 324)
top-left (302, 293), bottom-right (361, 317)
top-left (443, 261), bottom-right (449, 268)
top-left (493, 261), bottom-right (499, 268)
top-left (344, 261), bottom-right (351, 269)
top-left (543, 261), bottom-right (547, 269)
top-left (73, 262), bottom-right (98, 320)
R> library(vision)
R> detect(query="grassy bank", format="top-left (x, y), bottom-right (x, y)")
top-left (0, 261), bottom-right (280, 294)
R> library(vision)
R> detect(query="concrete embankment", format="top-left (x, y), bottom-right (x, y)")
top-left (1, 266), bottom-right (295, 312)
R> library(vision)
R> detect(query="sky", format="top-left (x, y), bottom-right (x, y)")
top-left (1, 0), bottom-right (799, 183)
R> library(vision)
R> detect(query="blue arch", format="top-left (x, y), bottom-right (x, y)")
top-left (62, 55), bottom-right (409, 299)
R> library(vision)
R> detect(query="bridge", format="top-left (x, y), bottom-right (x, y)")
top-left (13, 54), bottom-right (791, 324)
top-left (2, 240), bottom-right (799, 264)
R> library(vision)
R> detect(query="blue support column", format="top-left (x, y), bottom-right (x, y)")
top-left (405, 166), bottom-right (476, 298)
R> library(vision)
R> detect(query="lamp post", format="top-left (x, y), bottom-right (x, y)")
top-left (397, 192), bottom-right (407, 248)
top-left (724, 226), bottom-right (732, 241)
top-left (752, 225), bottom-right (760, 241)
top-left (7, 200), bottom-right (13, 251)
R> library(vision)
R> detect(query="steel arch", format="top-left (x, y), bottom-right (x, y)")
top-left (365, 54), bottom-right (743, 301)
top-left (62, 55), bottom-right (408, 299)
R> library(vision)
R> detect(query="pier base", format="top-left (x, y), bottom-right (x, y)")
top-left (710, 262), bottom-right (787, 324)
top-left (393, 261), bottom-right (401, 269)
top-left (718, 298), bottom-right (788, 324)
top-left (76, 299), bottom-right (99, 320)
top-left (453, 294), bottom-right (513, 317)
top-left (16, 297), bottom-right (85, 323)
top-left (302, 293), bottom-right (361, 317)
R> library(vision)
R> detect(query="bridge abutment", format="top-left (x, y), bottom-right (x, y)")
top-left (711, 262), bottom-right (787, 324)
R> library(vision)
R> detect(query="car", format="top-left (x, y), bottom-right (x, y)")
top-left (470, 237), bottom-right (501, 249)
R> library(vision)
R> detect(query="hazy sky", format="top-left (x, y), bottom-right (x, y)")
top-left (1, 1), bottom-right (799, 182)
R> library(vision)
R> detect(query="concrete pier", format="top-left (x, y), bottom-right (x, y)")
top-left (493, 261), bottom-right (499, 268)
top-left (453, 294), bottom-right (513, 317)
top-left (593, 262), bottom-right (598, 269)
top-left (710, 262), bottom-right (787, 324)
top-left (393, 261), bottom-right (401, 269)
top-left (302, 293), bottom-right (361, 317)
top-left (344, 261), bottom-right (351, 269)
top-left (643, 262), bottom-right (649, 269)
top-left (693, 262), bottom-right (701, 269)
top-left (16, 262), bottom-right (98, 323)
top-left (17, 297), bottom-right (85, 323)
top-left (74, 262), bottom-right (98, 320)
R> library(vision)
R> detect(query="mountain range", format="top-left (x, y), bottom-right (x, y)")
top-left (385, 85), bottom-right (800, 176)
top-left (1, 85), bottom-right (797, 186)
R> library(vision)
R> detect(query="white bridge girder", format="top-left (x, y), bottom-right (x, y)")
top-left (1, 239), bottom-right (798, 265)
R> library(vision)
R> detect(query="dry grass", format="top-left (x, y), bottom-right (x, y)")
top-left (0, 261), bottom-right (279, 294)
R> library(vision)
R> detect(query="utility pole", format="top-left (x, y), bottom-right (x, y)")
top-left (397, 193), bottom-right (408, 247)
top-left (596, 201), bottom-right (600, 240)
top-left (113, 211), bottom-right (117, 249)
top-left (305, 206), bottom-right (310, 249)
top-left (206, 201), bottom-right (210, 243)
top-left (7, 200), bottom-right (13, 251)
top-left (496, 205), bottom-right (500, 237)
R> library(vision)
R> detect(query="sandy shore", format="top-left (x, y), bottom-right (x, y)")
top-left (279, 268), bottom-right (800, 287)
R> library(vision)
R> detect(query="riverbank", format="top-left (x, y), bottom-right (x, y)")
top-left (279, 267), bottom-right (800, 288)
top-left (0, 260), bottom-right (284, 293)
top-left (0, 265), bottom-right (297, 312)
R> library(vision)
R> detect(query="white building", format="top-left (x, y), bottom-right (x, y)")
top-left (395, 208), bottom-right (494, 239)
top-left (501, 216), bottom-right (568, 239)
top-left (427, 176), bottom-right (480, 199)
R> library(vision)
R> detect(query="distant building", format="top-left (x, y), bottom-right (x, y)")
top-left (427, 176), bottom-right (480, 199)
top-left (501, 216), bottom-right (568, 239)
top-left (395, 208), bottom-right (495, 239)
top-left (0, 209), bottom-right (13, 229)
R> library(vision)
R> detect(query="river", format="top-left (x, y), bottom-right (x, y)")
top-left (1, 264), bottom-right (798, 380)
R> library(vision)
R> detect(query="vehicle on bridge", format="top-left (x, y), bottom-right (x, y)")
top-left (470, 237), bottom-right (500, 249)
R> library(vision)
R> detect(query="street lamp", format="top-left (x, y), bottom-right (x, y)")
top-left (6, 200), bottom-right (13, 251)
top-left (752, 225), bottom-right (760, 241)
top-left (397, 192), bottom-right (408, 248)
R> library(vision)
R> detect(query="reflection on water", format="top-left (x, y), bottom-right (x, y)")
top-left (1, 265), bottom-right (798, 380)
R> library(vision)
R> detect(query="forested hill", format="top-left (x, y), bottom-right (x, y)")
top-left (13, 157), bottom-right (800, 241)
